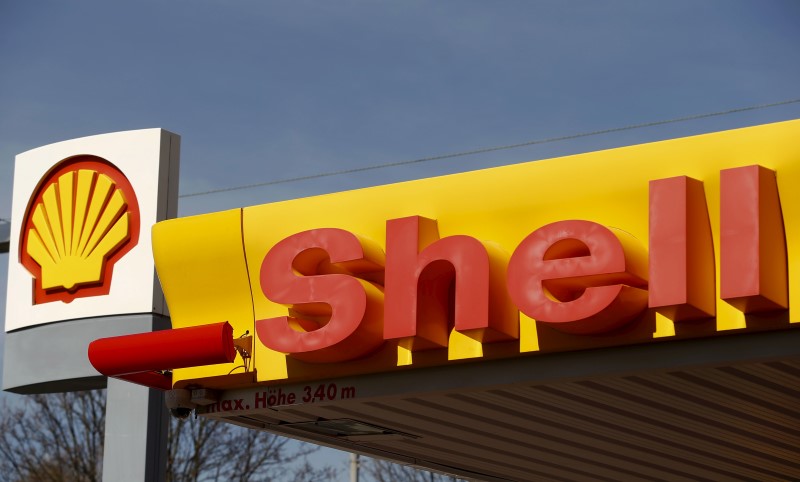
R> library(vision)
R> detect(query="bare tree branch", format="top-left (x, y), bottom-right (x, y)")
top-left (360, 457), bottom-right (464, 482)
top-left (0, 390), bottom-right (338, 482)
top-left (0, 391), bottom-right (105, 482)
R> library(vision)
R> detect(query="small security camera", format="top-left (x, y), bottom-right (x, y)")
top-left (169, 407), bottom-right (193, 420)
top-left (165, 389), bottom-right (196, 419)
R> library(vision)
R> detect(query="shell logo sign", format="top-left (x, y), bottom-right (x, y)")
top-left (3, 129), bottom-right (180, 394)
top-left (4, 129), bottom-right (179, 338)
top-left (20, 156), bottom-right (140, 304)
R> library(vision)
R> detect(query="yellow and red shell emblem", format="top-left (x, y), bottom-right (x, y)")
top-left (19, 156), bottom-right (140, 304)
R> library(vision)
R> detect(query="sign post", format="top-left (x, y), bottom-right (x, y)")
top-left (3, 129), bottom-right (180, 482)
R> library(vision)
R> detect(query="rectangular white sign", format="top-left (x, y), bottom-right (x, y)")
top-left (4, 129), bottom-right (180, 332)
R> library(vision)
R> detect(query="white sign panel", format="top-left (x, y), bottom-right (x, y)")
top-left (4, 129), bottom-right (180, 332)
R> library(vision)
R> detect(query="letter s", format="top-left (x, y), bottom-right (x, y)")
top-left (255, 228), bottom-right (384, 363)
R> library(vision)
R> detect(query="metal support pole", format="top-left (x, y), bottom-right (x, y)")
top-left (350, 452), bottom-right (360, 482)
top-left (0, 219), bottom-right (10, 254)
top-left (102, 378), bottom-right (168, 481)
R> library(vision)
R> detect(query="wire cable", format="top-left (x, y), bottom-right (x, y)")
top-left (179, 97), bottom-right (800, 198)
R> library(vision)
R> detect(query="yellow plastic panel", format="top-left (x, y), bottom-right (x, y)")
top-left (152, 209), bottom-right (255, 386)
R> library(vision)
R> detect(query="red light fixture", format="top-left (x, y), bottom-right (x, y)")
top-left (88, 322), bottom-right (236, 390)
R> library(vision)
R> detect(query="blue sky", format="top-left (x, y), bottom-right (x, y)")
top-left (2, 0), bottom-right (800, 475)
top-left (2, 1), bottom-right (799, 218)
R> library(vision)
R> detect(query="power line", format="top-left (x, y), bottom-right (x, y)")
top-left (180, 97), bottom-right (800, 198)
